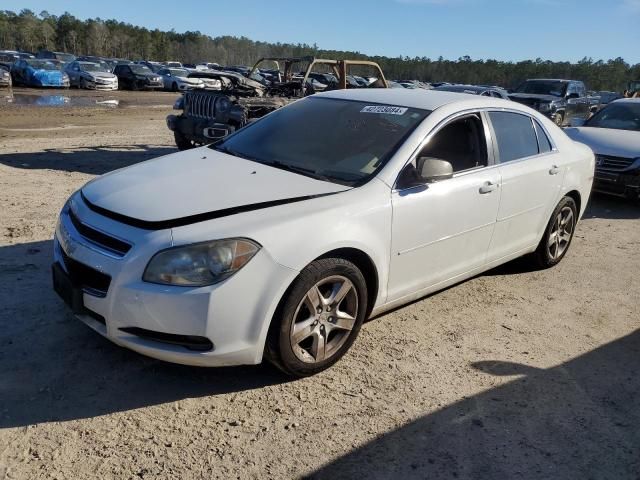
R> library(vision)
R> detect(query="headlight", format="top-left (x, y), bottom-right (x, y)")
top-left (173, 96), bottom-right (184, 110)
top-left (143, 238), bottom-right (260, 286)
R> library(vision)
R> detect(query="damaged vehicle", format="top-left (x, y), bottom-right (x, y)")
top-left (0, 65), bottom-right (11, 88)
top-left (65, 61), bottom-right (118, 90)
top-left (53, 89), bottom-right (594, 376)
top-left (113, 64), bottom-right (163, 90)
top-left (157, 67), bottom-right (204, 92)
top-left (167, 56), bottom-right (388, 150)
top-left (11, 58), bottom-right (69, 88)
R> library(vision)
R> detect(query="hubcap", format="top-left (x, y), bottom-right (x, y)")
top-left (290, 275), bottom-right (358, 364)
top-left (547, 206), bottom-right (574, 260)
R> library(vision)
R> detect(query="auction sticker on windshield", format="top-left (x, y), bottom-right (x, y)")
top-left (361, 105), bottom-right (408, 115)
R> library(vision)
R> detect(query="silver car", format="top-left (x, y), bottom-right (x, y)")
top-left (0, 65), bottom-right (11, 88)
top-left (65, 61), bottom-right (118, 90)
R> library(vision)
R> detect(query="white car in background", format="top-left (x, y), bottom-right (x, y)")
top-left (52, 89), bottom-right (594, 377)
top-left (157, 67), bottom-right (204, 92)
top-left (566, 98), bottom-right (640, 199)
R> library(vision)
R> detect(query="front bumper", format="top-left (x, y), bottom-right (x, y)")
top-left (166, 114), bottom-right (235, 143)
top-left (52, 194), bottom-right (297, 366)
top-left (593, 167), bottom-right (640, 198)
top-left (85, 80), bottom-right (118, 91)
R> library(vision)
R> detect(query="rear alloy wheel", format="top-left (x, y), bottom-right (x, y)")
top-left (80, 78), bottom-right (87, 90)
top-left (531, 196), bottom-right (577, 268)
top-left (267, 258), bottom-right (368, 377)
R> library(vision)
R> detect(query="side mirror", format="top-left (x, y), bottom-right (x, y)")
top-left (417, 157), bottom-right (453, 183)
top-left (569, 117), bottom-right (586, 127)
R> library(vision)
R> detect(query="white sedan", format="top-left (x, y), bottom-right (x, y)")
top-left (157, 67), bottom-right (204, 92)
top-left (52, 89), bottom-right (594, 376)
top-left (566, 98), bottom-right (640, 199)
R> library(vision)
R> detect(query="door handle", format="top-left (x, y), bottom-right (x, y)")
top-left (549, 165), bottom-right (560, 175)
top-left (479, 181), bottom-right (498, 194)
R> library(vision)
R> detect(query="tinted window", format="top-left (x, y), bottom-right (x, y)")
top-left (586, 102), bottom-right (640, 131)
top-left (489, 112), bottom-right (539, 162)
top-left (534, 121), bottom-right (552, 153)
top-left (418, 114), bottom-right (488, 172)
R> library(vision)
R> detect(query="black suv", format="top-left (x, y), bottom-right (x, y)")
top-left (113, 64), bottom-right (163, 90)
top-left (509, 79), bottom-right (594, 127)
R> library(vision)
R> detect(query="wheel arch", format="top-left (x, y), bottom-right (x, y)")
top-left (564, 189), bottom-right (581, 214)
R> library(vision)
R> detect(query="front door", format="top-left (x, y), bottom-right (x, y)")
top-left (388, 112), bottom-right (501, 301)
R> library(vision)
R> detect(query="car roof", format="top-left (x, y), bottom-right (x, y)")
top-left (314, 88), bottom-right (507, 110)
top-left (613, 98), bottom-right (640, 104)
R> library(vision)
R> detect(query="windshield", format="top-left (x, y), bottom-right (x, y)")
top-left (80, 63), bottom-right (108, 72)
top-left (26, 60), bottom-right (60, 71)
top-left (515, 80), bottom-right (566, 97)
top-left (167, 68), bottom-right (188, 76)
top-left (129, 65), bottom-right (152, 75)
top-left (212, 97), bottom-right (430, 186)
top-left (586, 102), bottom-right (640, 131)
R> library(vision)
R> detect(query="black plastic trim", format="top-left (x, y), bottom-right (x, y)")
top-left (80, 190), bottom-right (339, 230)
top-left (119, 327), bottom-right (214, 352)
top-left (68, 208), bottom-right (132, 255)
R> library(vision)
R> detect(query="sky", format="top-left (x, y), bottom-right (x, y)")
top-left (4, 0), bottom-right (640, 64)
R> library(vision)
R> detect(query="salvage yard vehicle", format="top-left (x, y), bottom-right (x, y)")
top-left (113, 64), bottom-right (163, 90)
top-left (11, 58), bottom-right (69, 88)
top-left (36, 50), bottom-right (76, 63)
top-left (566, 98), bottom-right (640, 200)
top-left (157, 67), bottom-right (204, 91)
top-left (509, 79), bottom-right (596, 127)
top-left (53, 89), bottom-right (594, 377)
top-left (434, 84), bottom-right (509, 99)
top-left (0, 65), bottom-right (11, 88)
top-left (167, 56), bottom-right (388, 149)
top-left (65, 61), bottom-right (118, 90)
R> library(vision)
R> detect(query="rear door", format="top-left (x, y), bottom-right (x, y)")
top-left (486, 111), bottom-right (563, 262)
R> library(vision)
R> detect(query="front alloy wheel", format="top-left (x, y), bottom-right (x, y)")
top-left (290, 275), bottom-right (358, 363)
top-left (267, 258), bottom-right (368, 377)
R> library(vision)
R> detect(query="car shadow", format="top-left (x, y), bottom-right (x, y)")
top-left (584, 192), bottom-right (640, 220)
top-left (0, 144), bottom-right (178, 176)
top-left (0, 240), bottom-right (290, 428)
top-left (308, 329), bottom-right (640, 479)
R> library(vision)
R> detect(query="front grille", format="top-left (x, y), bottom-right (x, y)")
top-left (60, 247), bottom-right (111, 297)
top-left (68, 209), bottom-right (132, 257)
top-left (596, 155), bottom-right (635, 172)
top-left (185, 91), bottom-right (222, 119)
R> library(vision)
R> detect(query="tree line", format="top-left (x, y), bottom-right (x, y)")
top-left (1, 9), bottom-right (638, 91)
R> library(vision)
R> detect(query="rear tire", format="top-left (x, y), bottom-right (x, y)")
top-left (172, 82), bottom-right (178, 92)
top-left (266, 258), bottom-right (368, 377)
top-left (174, 131), bottom-right (198, 150)
top-left (530, 196), bottom-right (578, 268)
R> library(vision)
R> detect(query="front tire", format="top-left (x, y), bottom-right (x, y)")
top-left (173, 131), bottom-right (200, 150)
top-left (266, 258), bottom-right (368, 377)
top-left (531, 196), bottom-right (577, 268)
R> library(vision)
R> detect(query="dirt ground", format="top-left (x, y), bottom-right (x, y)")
top-left (0, 89), bottom-right (639, 480)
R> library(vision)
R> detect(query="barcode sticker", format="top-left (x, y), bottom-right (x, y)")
top-left (360, 105), bottom-right (408, 115)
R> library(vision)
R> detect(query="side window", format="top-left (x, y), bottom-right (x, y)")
top-left (533, 120), bottom-right (552, 153)
top-left (418, 114), bottom-right (488, 173)
top-left (489, 111), bottom-right (539, 163)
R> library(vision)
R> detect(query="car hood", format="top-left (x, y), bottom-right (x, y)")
top-left (564, 127), bottom-right (640, 158)
top-left (509, 93), bottom-right (561, 103)
top-left (81, 147), bottom-right (350, 226)
top-left (86, 71), bottom-right (116, 80)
